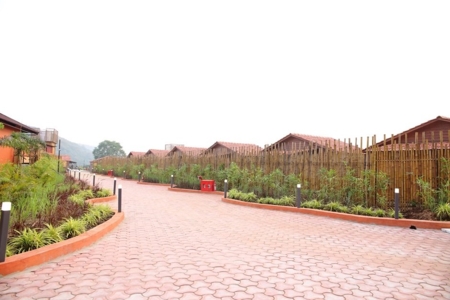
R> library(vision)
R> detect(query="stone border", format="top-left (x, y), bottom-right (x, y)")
top-left (222, 198), bottom-right (450, 230)
top-left (0, 197), bottom-right (124, 277)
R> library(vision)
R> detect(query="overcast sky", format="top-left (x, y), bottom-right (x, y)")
top-left (1, 1), bottom-right (449, 154)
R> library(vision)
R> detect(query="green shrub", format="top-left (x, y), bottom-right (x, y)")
top-left (42, 223), bottom-right (63, 244)
top-left (6, 244), bottom-right (14, 257)
top-left (258, 197), bottom-right (274, 204)
top-left (227, 188), bottom-right (241, 199)
top-left (361, 207), bottom-right (376, 217)
top-left (387, 209), bottom-right (404, 219)
top-left (351, 205), bottom-right (366, 215)
top-left (59, 217), bottom-right (86, 239)
top-left (9, 228), bottom-right (46, 254)
top-left (95, 189), bottom-right (111, 198)
top-left (276, 195), bottom-right (295, 206)
top-left (83, 205), bottom-right (114, 229)
top-left (78, 189), bottom-right (95, 200)
top-left (374, 208), bottom-right (386, 217)
top-left (258, 196), bottom-right (294, 206)
top-left (435, 203), bottom-right (450, 221)
top-left (301, 199), bottom-right (323, 209)
top-left (323, 201), bottom-right (345, 212)
top-left (68, 194), bottom-right (85, 205)
top-left (240, 192), bottom-right (258, 202)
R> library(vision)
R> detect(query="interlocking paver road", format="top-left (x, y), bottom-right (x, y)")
top-left (1, 174), bottom-right (450, 299)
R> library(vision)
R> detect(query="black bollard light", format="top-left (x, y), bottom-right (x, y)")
top-left (78, 171), bottom-right (80, 181)
top-left (296, 184), bottom-right (302, 208)
top-left (0, 202), bottom-right (11, 262)
top-left (224, 179), bottom-right (228, 199)
top-left (138, 172), bottom-right (141, 182)
top-left (118, 185), bottom-right (122, 213)
top-left (394, 188), bottom-right (399, 219)
top-left (113, 178), bottom-right (117, 195)
top-left (93, 174), bottom-right (95, 186)
top-left (171, 175), bottom-right (174, 188)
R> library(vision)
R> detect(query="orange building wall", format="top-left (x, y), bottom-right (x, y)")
top-left (0, 126), bottom-right (15, 164)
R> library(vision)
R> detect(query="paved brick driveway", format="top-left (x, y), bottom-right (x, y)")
top-left (1, 174), bottom-right (449, 299)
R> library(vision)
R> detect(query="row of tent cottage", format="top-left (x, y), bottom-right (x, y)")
top-left (120, 116), bottom-right (450, 160)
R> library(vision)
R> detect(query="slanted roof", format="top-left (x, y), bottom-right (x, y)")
top-left (167, 146), bottom-right (206, 156)
top-left (127, 151), bottom-right (146, 158)
top-left (373, 115), bottom-right (450, 147)
top-left (0, 112), bottom-right (40, 134)
top-left (145, 149), bottom-right (170, 157)
top-left (266, 133), bottom-right (351, 151)
top-left (204, 141), bottom-right (262, 154)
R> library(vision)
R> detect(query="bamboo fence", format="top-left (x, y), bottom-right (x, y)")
top-left (92, 131), bottom-right (450, 208)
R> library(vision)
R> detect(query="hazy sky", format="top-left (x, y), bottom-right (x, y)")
top-left (1, 1), bottom-right (449, 154)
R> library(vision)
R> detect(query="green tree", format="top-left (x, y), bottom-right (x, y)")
top-left (0, 132), bottom-right (45, 164)
top-left (93, 140), bottom-right (126, 159)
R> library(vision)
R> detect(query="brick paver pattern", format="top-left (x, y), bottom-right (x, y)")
top-left (1, 174), bottom-right (449, 299)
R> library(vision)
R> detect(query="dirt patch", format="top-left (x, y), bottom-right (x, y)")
top-left (402, 207), bottom-right (437, 221)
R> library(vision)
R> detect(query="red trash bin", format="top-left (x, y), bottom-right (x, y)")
top-left (200, 180), bottom-right (215, 191)
top-left (107, 170), bottom-right (113, 177)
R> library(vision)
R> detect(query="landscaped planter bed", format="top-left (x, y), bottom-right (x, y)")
top-left (222, 197), bottom-right (450, 230)
top-left (0, 197), bottom-right (124, 277)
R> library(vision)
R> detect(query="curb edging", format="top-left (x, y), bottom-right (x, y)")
top-left (222, 198), bottom-right (450, 230)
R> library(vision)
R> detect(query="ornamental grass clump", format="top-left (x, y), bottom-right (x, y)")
top-left (435, 203), bottom-right (450, 221)
top-left (58, 217), bottom-right (86, 239)
top-left (9, 228), bottom-right (46, 254)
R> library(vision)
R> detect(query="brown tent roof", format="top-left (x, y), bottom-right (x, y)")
top-left (267, 133), bottom-right (351, 151)
top-left (167, 146), bottom-right (206, 156)
top-left (0, 112), bottom-right (40, 134)
top-left (127, 151), bottom-right (146, 158)
top-left (204, 141), bottom-right (262, 154)
top-left (145, 149), bottom-right (170, 157)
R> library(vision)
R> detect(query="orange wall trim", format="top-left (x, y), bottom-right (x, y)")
top-left (222, 198), bottom-right (450, 230)
top-left (0, 210), bottom-right (124, 277)
top-left (86, 195), bottom-right (117, 204)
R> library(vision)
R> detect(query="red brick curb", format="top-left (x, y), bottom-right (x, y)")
top-left (0, 198), bottom-right (124, 276)
top-left (222, 198), bottom-right (450, 230)
top-left (86, 195), bottom-right (117, 204)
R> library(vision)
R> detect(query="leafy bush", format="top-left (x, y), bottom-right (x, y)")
top-left (361, 207), bottom-right (376, 217)
top-left (323, 201), bottom-right (345, 212)
top-left (258, 197), bottom-right (274, 204)
top-left (240, 192), bottom-right (258, 202)
top-left (83, 205), bottom-right (114, 229)
top-left (351, 205), bottom-right (366, 215)
top-left (68, 194), bottom-right (85, 205)
top-left (95, 189), bottom-right (112, 198)
top-left (435, 203), bottom-right (450, 221)
top-left (227, 188), bottom-right (241, 199)
top-left (301, 199), bottom-right (323, 209)
top-left (9, 228), bottom-right (46, 254)
top-left (59, 217), bottom-right (86, 239)
top-left (387, 209), bottom-right (404, 219)
top-left (258, 196), bottom-right (294, 206)
top-left (42, 223), bottom-right (63, 244)
top-left (374, 208), bottom-right (386, 217)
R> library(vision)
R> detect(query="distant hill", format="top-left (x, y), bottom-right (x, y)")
top-left (59, 137), bottom-right (95, 167)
